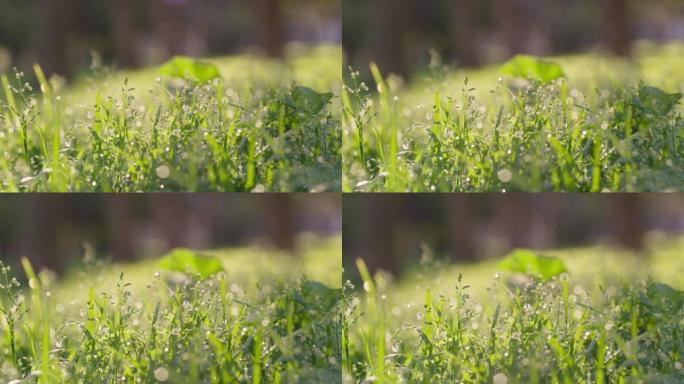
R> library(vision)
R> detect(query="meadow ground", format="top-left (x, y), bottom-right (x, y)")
top-left (343, 234), bottom-right (684, 383)
top-left (0, 44), bottom-right (341, 192)
top-left (343, 42), bottom-right (684, 192)
top-left (0, 235), bottom-right (342, 383)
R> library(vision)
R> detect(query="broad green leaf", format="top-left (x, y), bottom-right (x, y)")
top-left (301, 280), bottom-right (339, 311)
top-left (158, 56), bottom-right (221, 83)
top-left (291, 86), bottom-right (333, 114)
top-left (159, 248), bottom-right (224, 279)
top-left (636, 85), bottom-right (682, 116)
top-left (499, 249), bottom-right (568, 281)
top-left (500, 55), bottom-right (565, 84)
top-left (646, 282), bottom-right (684, 314)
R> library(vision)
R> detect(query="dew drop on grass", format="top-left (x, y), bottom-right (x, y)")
top-left (493, 372), bottom-right (508, 384)
top-left (573, 309), bottom-right (583, 319)
top-left (497, 169), bottom-right (513, 183)
top-left (154, 367), bottom-right (169, 382)
top-left (252, 184), bottom-right (265, 193)
top-left (573, 285), bottom-right (585, 296)
top-left (363, 281), bottom-right (372, 292)
top-left (156, 165), bottom-right (170, 179)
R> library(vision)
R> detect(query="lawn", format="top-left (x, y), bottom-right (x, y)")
top-left (0, 44), bottom-right (341, 192)
top-left (343, 234), bottom-right (684, 383)
top-left (0, 235), bottom-right (342, 383)
top-left (343, 42), bottom-right (684, 192)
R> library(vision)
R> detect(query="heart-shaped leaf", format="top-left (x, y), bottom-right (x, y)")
top-left (159, 56), bottom-right (221, 83)
top-left (499, 249), bottom-right (568, 281)
top-left (635, 85), bottom-right (682, 116)
top-left (646, 282), bottom-right (684, 315)
top-left (159, 248), bottom-right (224, 279)
top-left (500, 55), bottom-right (565, 84)
top-left (290, 86), bottom-right (333, 114)
top-left (301, 280), bottom-right (339, 312)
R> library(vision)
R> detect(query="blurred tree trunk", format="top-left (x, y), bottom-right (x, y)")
top-left (610, 195), bottom-right (644, 250)
top-left (20, 197), bottom-right (67, 271)
top-left (149, 195), bottom-right (197, 253)
top-left (373, 0), bottom-right (410, 76)
top-left (492, 0), bottom-right (527, 56)
top-left (110, 0), bottom-right (137, 68)
top-left (37, 0), bottom-right (73, 76)
top-left (444, 195), bottom-right (477, 261)
top-left (360, 195), bottom-right (404, 275)
top-left (106, 197), bottom-right (136, 260)
top-left (452, 0), bottom-right (479, 67)
top-left (263, 196), bottom-right (296, 251)
top-left (600, 0), bottom-right (631, 56)
top-left (252, 0), bottom-right (285, 57)
top-left (152, 0), bottom-right (189, 58)
top-left (492, 195), bottom-right (535, 251)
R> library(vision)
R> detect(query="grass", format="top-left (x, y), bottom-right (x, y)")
top-left (0, 235), bottom-right (342, 383)
top-left (0, 44), bottom-right (341, 192)
top-left (343, 234), bottom-right (684, 383)
top-left (343, 42), bottom-right (684, 192)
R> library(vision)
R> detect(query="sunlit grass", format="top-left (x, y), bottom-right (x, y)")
top-left (0, 44), bottom-right (342, 192)
top-left (343, 42), bottom-right (684, 192)
top-left (344, 234), bottom-right (684, 383)
top-left (0, 235), bottom-right (342, 383)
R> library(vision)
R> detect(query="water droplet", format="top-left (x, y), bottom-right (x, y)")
top-left (156, 165), bottom-right (170, 179)
top-left (497, 169), bottom-right (513, 183)
top-left (363, 281), bottom-right (372, 292)
top-left (154, 367), bottom-right (169, 382)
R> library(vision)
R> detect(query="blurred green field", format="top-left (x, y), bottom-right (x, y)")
top-left (343, 42), bottom-right (684, 192)
top-left (57, 233), bottom-right (342, 299)
top-left (0, 235), bottom-right (342, 383)
top-left (65, 44), bottom-right (341, 106)
top-left (363, 233), bottom-right (684, 308)
top-left (344, 234), bottom-right (684, 383)
top-left (403, 42), bottom-right (684, 108)
top-left (1, 44), bottom-right (342, 192)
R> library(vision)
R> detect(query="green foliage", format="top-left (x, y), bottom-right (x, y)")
top-left (498, 248), bottom-right (568, 281)
top-left (0, 252), bottom-right (342, 383)
top-left (159, 56), bottom-right (222, 83)
top-left (291, 85), bottom-right (334, 114)
top-left (343, 45), bottom-right (684, 192)
top-left (0, 47), bottom-right (341, 192)
top-left (345, 247), bottom-right (684, 383)
top-left (499, 55), bottom-right (565, 84)
top-left (158, 248), bottom-right (225, 279)
top-left (635, 85), bottom-right (683, 116)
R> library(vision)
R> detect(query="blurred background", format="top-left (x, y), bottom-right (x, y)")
top-left (0, 194), bottom-right (341, 273)
top-left (344, 194), bottom-right (684, 277)
top-left (0, 0), bottom-right (341, 77)
top-left (343, 0), bottom-right (684, 76)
